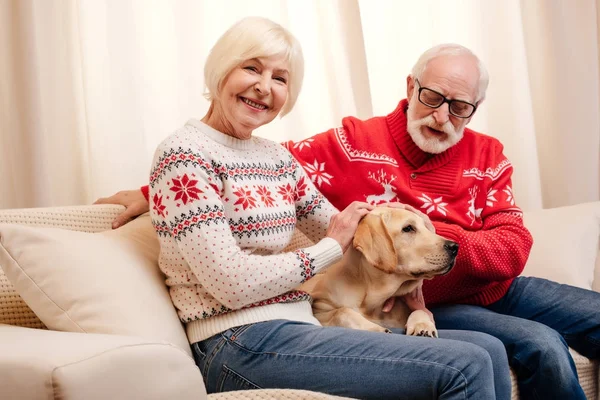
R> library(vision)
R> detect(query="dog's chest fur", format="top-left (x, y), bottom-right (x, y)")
top-left (304, 249), bottom-right (424, 328)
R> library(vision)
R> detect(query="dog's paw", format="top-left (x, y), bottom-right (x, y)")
top-left (414, 327), bottom-right (438, 338)
top-left (362, 323), bottom-right (393, 334)
top-left (406, 310), bottom-right (438, 338)
top-left (370, 326), bottom-right (393, 334)
top-left (406, 322), bottom-right (438, 338)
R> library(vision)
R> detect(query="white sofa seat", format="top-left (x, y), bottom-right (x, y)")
top-left (0, 324), bottom-right (206, 400)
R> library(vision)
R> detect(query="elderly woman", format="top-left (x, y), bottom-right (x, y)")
top-left (100, 17), bottom-right (511, 399)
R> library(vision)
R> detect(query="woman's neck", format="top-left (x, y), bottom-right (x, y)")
top-left (201, 102), bottom-right (252, 140)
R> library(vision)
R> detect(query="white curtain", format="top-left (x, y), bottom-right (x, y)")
top-left (1, 0), bottom-right (599, 211)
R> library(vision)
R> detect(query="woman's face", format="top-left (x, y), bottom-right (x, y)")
top-left (215, 56), bottom-right (290, 139)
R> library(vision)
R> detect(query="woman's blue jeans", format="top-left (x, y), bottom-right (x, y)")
top-left (430, 276), bottom-right (600, 400)
top-left (191, 319), bottom-right (511, 399)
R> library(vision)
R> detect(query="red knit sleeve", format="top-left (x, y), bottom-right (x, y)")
top-left (141, 185), bottom-right (150, 202)
top-left (431, 143), bottom-right (533, 284)
top-left (433, 213), bottom-right (532, 282)
top-left (283, 126), bottom-right (351, 211)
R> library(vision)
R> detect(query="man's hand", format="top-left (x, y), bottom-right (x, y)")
top-left (94, 189), bottom-right (149, 229)
top-left (382, 297), bottom-right (396, 312)
top-left (382, 283), bottom-right (434, 321)
top-left (400, 283), bottom-right (434, 320)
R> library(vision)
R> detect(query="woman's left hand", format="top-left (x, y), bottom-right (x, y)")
top-left (326, 201), bottom-right (374, 252)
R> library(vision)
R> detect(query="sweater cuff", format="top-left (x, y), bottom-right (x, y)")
top-left (303, 237), bottom-right (343, 274)
top-left (141, 185), bottom-right (150, 202)
top-left (432, 221), bottom-right (461, 242)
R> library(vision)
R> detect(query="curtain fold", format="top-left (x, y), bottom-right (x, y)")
top-left (1, 0), bottom-right (598, 210)
top-left (1, 0), bottom-right (89, 208)
top-left (520, 0), bottom-right (600, 209)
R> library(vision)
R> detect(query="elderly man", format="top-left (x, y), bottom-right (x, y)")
top-left (98, 44), bottom-right (600, 398)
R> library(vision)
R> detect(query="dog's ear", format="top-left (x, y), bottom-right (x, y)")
top-left (353, 213), bottom-right (397, 273)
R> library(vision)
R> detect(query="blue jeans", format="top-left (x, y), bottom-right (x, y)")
top-left (430, 276), bottom-right (600, 400)
top-left (192, 319), bottom-right (511, 399)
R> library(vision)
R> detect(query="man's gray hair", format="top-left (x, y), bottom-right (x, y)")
top-left (411, 44), bottom-right (489, 103)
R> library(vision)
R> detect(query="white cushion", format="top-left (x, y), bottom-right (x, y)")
top-left (0, 324), bottom-right (205, 400)
top-left (0, 215), bottom-right (191, 356)
top-left (522, 202), bottom-right (600, 290)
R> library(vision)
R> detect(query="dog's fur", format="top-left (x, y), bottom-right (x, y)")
top-left (299, 207), bottom-right (458, 336)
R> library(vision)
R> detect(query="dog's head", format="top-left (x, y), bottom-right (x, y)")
top-left (353, 207), bottom-right (458, 278)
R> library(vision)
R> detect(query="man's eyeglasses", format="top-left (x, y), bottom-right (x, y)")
top-left (414, 79), bottom-right (477, 119)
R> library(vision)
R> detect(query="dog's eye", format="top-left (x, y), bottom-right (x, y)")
top-left (402, 225), bottom-right (415, 233)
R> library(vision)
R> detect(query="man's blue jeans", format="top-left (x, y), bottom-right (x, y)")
top-left (430, 276), bottom-right (600, 399)
top-left (192, 319), bottom-right (511, 399)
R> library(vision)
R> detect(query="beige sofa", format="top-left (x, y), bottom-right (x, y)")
top-left (0, 202), bottom-right (599, 399)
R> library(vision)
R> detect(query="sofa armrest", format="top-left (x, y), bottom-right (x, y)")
top-left (522, 201), bottom-right (600, 290)
top-left (0, 324), bottom-right (207, 400)
top-left (0, 204), bottom-right (126, 233)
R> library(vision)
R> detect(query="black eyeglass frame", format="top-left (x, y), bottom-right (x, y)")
top-left (414, 79), bottom-right (477, 119)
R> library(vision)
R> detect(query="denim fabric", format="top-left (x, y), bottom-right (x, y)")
top-left (430, 276), bottom-right (600, 400)
top-left (192, 319), bottom-right (511, 399)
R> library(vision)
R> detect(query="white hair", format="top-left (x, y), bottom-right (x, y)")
top-left (411, 43), bottom-right (489, 103)
top-left (204, 16), bottom-right (304, 116)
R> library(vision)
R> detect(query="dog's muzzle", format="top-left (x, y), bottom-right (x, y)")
top-left (440, 240), bottom-right (459, 274)
top-left (444, 240), bottom-right (459, 258)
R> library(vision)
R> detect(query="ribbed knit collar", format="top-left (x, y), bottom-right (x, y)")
top-left (385, 99), bottom-right (460, 171)
top-left (186, 119), bottom-right (256, 150)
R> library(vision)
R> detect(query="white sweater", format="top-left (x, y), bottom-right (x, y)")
top-left (149, 120), bottom-right (342, 343)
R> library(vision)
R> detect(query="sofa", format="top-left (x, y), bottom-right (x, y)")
top-left (0, 202), bottom-right (598, 399)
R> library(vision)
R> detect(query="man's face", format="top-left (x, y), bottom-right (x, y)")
top-left (406, 55), bottom-right (480, 154)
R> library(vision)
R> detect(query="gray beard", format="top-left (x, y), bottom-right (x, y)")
top-left (406, 98), bottom-right (465, 154)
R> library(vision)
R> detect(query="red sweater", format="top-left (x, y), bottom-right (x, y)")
top-left (283, 100), bottom-right (533, 306)
top-left (143, 100), bottom-right (533, 306)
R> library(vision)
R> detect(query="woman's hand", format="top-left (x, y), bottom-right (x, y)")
top-left (326, 201), bottom-right (374, 252)
top-left (380, 202), bottom-right (435, 233)
top-left (94, 189), bottom-right (150, 229)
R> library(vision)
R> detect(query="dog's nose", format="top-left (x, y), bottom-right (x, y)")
top-left (444, 240), bottom-right (459, 257)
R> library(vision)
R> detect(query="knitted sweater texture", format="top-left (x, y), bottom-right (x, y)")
top-left (284, 100), bottom-right (533, 306)
top-left (149, 120), bottom-right (342, 343)
top-left (145, 100), bottom-right (534, 311)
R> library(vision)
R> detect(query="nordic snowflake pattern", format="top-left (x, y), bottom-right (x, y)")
top-left (152, 192), bottom-right (167, 218)
top-left (256, 185), bottom-right (276, 207)
top-left (486, 189), bottom-right (498, 207)
top-left (304, 159), bottom-right (333, 187)
top-left (503, 185), bottom-right (515, 205)
top-left (293, 138), bottom-right (314, 151)
top-left (169, 173), bottom-right (203, 205)
top-left (418, 194), bottom-right (449, 216)
top-left (232, 187), bottom-right (257, 210)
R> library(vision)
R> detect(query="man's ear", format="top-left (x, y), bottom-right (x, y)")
top-left (353, 213), bottom-right (397, 274)
top-left (406, 75), bottom-right (415, 99)
top-left (467, 97), bottom-right (484, 125)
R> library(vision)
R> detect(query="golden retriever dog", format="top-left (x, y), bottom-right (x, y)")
top-left (299, 207), bottom-right (458, 337)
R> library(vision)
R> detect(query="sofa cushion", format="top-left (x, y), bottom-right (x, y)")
top-left (522, 202), bottom-right (600, 290)
top-left (0, 214), bottom-right (191, 356)
top-left (0, 324), bottom-right (205, 400)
